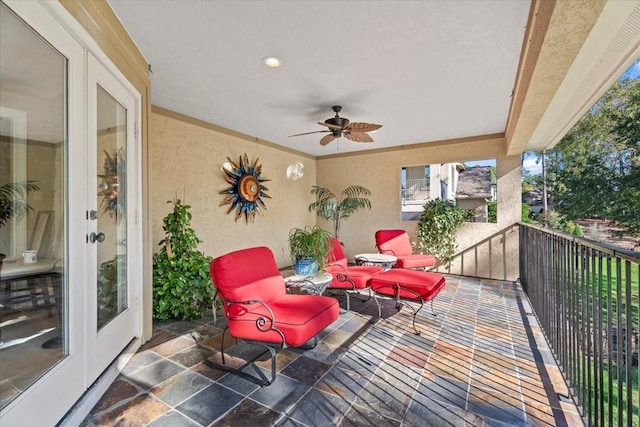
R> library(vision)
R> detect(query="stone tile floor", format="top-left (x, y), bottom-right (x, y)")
top-left (81, 275), bottom-right (584, 426)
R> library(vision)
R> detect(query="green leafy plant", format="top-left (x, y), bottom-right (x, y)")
top-left (417, 199), bottom-right (466, 264)
top-left (288, 225), bottom-right (332, 272)
top-left (521, 203), bottom-right (535, 224)
top-left (308, 185), bottom-right (371, 238)
top-left (0, 181), bottom-right (40, 228)
top-left (97, 255), bottom-right (124, 329)
top-left (488, 201), bottom-right (497, 223)
top-left (152, 199), bottom-right (213, 321)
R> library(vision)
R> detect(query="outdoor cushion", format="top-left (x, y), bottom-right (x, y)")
top-left (369, 268), bottom-right (445, 302)
top-left (375, 229), bottom-right (436, 269)
top-left (324, 238), bottom-right (383, 290)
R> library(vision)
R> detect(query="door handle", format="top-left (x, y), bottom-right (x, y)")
top-left (89, 232), bottom-right (106, 243)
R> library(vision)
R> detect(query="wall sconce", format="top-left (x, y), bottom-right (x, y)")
top-left (286, 162), bottom-right (304, 180)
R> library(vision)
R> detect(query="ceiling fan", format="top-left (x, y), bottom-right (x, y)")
top-left (289, 105), bottom-right (382, 146)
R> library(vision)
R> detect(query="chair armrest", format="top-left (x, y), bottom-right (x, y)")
top-left (325, 263), bottom-right (355, 290)
top-left (284, 276), bottom-right (324, 295)
top-left (224, 299), bottom-right (286, 344)
top-left (378, 248), bottom-right (396, 256)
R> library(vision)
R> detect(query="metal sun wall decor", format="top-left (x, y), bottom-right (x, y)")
top-left (220, 154), bottom-right (271, 223)
top-left (98, 148), bottom-right (125, 220)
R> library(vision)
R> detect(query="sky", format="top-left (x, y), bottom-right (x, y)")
top-left (622, 58), bottom-right (640, 80)
top-left (464, 159), bottom-right (496, 168)
top-left (522, 157), bottom-right (543, 175)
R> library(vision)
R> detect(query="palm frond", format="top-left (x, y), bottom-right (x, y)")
top-left (309, 185), bottom-right (372, 238)
top-left (340, 185), bottom-right (371, 199)
top-left (0, 181), bottom-right (40, 228)
top-left (0, 181), bottom-right (40, 201)
top-left (308, 186), bottom-right (339, 220)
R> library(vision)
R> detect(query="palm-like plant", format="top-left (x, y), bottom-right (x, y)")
top-left (0, 181), bottom-right (40, 228)
top-left (308, 185), bottom-right (372, 238)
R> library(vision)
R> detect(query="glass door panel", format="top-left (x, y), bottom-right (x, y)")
top-left (0, 1), bottom-right (67, 410)
top-left (96, 86), bottom-right (128, 330)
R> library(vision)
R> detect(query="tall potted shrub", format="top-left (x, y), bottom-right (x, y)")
top-left (152, 199), bottom-right (213, 321)
top-left (308, 185), bottom-right (371, 238)
top-left (288, 225), bottom-right (332, 275)
top-left (417, 199), bottom-right (465, 265)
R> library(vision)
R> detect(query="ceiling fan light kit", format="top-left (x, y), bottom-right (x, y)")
top-left (289, 105), bottom-right (382, 146)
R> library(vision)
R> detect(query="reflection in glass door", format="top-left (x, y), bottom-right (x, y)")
top-left (95, 86), bottom-right (128, 330)
top-left (0, 1), bottom-right (67, 411)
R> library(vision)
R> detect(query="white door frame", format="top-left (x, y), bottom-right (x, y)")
top-left (86, 52), bottom-right (141, 385)
top-left (0, 1), bottom-right (143, 425)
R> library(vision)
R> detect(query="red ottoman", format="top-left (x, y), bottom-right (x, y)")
top-left (369, 269), bottom-right (446, 334)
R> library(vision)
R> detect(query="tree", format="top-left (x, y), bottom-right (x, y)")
top-left (522, 150), bottom-right (549, 214)
top-left (308, 185), bottom-right (372, 238)
top-left (547, 77), bottom-right (639, 238)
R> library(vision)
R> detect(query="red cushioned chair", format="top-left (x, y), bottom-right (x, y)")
top-left (323, 238), bottom-right (383, 312)
top-left (204, 246), bottom-right (339, 386)
top-left (375, 229), bottom-right (437, 270)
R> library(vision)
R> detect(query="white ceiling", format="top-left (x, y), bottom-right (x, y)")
top-left (108, 0), bottom-right (531, 157)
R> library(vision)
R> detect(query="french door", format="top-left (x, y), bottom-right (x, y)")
top-left (0, 1), bottom-right (141, 425)
top-left (86, 53), bottom-right (141, 384)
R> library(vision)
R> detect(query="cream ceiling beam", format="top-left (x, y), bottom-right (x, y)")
top-left (505, 0), bottom-right (606, 156)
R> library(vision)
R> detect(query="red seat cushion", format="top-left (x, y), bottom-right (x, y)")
top-left (324, 238), bottom-right (383, 289)
top-left (227, 294), bottom-right (339, 347)
top-left (369, 269), bottom-right (445, 302)
top-left (395, 254), bottom-right (437, 269)
top-left (324, 265), bottom-right (383, 289)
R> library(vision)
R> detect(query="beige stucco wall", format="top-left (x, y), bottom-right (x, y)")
top-left (150, 110), bottom-right (522, 280)
top-left (316, 135), bottom-right (522, 281)
top-left (150, 107), bottom-right (317, 267)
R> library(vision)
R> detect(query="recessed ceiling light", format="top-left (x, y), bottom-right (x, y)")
top-left (262, 56), bottom-right (281, 68)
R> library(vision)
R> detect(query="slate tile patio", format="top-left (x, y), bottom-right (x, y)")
top-left (80, 275), bottom-right (583, 426)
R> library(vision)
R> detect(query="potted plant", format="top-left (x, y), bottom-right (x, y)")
top-left (417, 199), bottom-right (466, 265)
top-left (152, 199), bottom-right (213, 321)
top-left (308, 185), bottom-right (372, 238)
top-left (288, 225), bottom-right (332, 275)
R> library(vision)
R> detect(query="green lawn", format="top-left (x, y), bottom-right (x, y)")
top-left (585, 259), bottom-right (639, 426)
top-left (589, 361), bottom-right (639, 427)
top-left (596, 259), bottom-right (639, 330)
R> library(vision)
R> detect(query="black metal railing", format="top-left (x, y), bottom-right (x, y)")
top-left (520, 223), bottom-right (640, 426)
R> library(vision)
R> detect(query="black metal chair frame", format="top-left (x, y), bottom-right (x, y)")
top-left (325, 263), bottom-right (380, 314)
top-left (371, 283), bottom-right (437, 335)
top-left (198, 292), bottom-right (315, 387)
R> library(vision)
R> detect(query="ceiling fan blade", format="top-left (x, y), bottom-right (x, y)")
top-left (344, 132), bottom-right (373, 143)
top-left (347, 122), bottom-right (382, 133)
top-left (288, 130), bottom-right (331, 137)
top-left (317, 121), bottom-right (344, 131)
top-left (320, 134), bottom-right (336, 146)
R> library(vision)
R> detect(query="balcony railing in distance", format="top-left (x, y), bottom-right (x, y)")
top-left (519, 223), bottom-right (640, 427)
